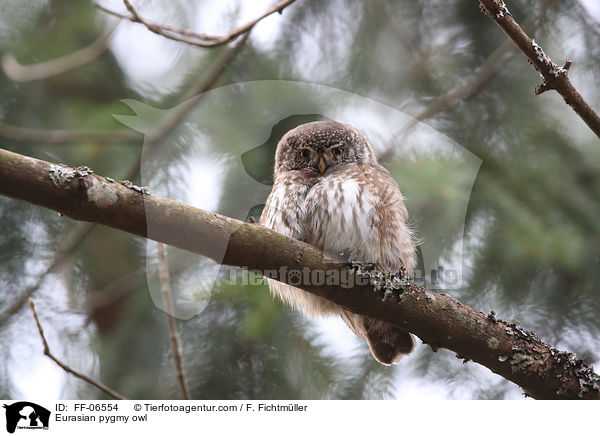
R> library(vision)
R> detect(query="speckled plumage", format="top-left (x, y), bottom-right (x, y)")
top-left (260, 121), bottom-right (417, 364)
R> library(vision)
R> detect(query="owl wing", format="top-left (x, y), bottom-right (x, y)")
top-left (259, 182), bottom-right (305, 239)
top-left (364, 163), bottom-right (417, 273)
top-left (352, 164), bottom-right (417, 364)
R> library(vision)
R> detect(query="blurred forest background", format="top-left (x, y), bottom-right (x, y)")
top-left (1, 0), bottom-right (599, 400)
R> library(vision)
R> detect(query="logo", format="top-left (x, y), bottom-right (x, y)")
top-left (3, 402), bottom-right (50, 433)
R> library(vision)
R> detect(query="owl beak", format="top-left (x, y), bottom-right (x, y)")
top-left (318, 156), bottom-right (327, 175)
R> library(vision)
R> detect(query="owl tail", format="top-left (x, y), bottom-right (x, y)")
top-left (364, 318), bottom-right (415, 365)
top-left (342, 313), bottom-right (415, 365)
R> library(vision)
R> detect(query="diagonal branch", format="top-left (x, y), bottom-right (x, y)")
top-left (378, 3), bottom-right (555, 163)
top-left (378, 34), bottom-right (516, 165)
top-left (478, 0), bottom-right (600, 139)
top-left (2, 26), bottom-right (115, 82)
top-left (28, 299), bottom-right (128, 400)
top-left (96, 0), bottom-right (297, 48)
top-left (1, 148), bottom-right (598, 399)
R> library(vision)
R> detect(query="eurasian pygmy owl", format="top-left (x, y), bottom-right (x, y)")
top-left (259, 121), bottom-right (417, 364)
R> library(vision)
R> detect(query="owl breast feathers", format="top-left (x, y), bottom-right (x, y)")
top-left (259, 121), bottom-right (417, 365)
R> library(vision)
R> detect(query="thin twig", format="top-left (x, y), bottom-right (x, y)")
top-left (478, 0), bottom-right (600, 139)
top-left (157, 243), bottom-right (191, 400)
top-left (2, 26), bottom-right (116, 82)
top-left (96, 3), bottom-right (220, 41)
top-left (28, 299), bottom-right (129, 400)
top-left (95, 0), bottom-right (297, 48)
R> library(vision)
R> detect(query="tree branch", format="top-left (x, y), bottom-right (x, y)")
top-left (28, 299), bottom-right (128, 400)
top-left (2, 148), bottom-right (598, 400)
top-left (96, 0), bottom-right (297, 48)
top-left (157, 243), bottom-right (191, 400)
top-left (2, 26), bottom-right (115, 82)
top-left (478, 0), bottom-right (600, 139)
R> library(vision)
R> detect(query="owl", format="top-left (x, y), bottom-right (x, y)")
top-left (259, 121), bottom-right (417, 365)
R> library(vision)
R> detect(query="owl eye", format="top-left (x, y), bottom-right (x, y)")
top-left (332, 146), bottom-right (343, 156)
top-left (299, 149), bottom-right (310, 158)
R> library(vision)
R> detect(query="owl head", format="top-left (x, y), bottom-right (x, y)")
top-left (274, 121), bottom-right (377, 178)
